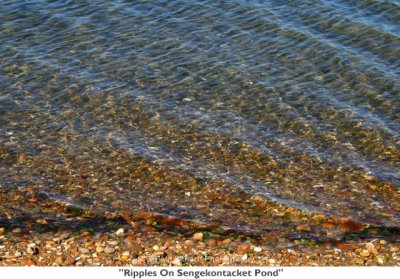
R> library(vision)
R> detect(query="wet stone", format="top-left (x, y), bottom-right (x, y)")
top-left (193, 233), bottom-right (203, 241)
top-left (96, 246), bottom-right (104, 253)
top-left (79, 248), bottom-right (90, 254)
top-left (115, 228), bottom-right (124, 237)
top-left (27, 245), bottom-right (39, 255)
top-left (104, 246), bottom-right (115, 254)
top-left (55, 256), bottom-right (64, 265)
top-left (254, 247), bottom-right (262, 253)
top-left (296, 224), bottom-right (311, 232)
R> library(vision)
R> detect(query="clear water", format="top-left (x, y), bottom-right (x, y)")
top-left (1, 0), bottom-right (399, 237)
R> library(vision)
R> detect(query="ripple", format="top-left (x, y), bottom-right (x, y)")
top-left (1, 0), bottom-right (399, 237)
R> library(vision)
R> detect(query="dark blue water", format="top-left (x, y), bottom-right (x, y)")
top-left (1, 0), bottom-right (399, 236)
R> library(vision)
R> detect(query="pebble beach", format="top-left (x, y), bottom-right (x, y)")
top-left (1, 187), bottom-right (399, 266)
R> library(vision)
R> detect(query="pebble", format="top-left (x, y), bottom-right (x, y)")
top-left (81, 231), bottom-right (91, 237)
top-left (369, 185), bottom-right (378, 190)
top-left (115, 228), bottom-right (124, 237)
top-left (0, 228), bottom-right (4, 235)
top-left (377, 257), bottom-right (385, 265)
top-left (108, 241), bottom-right (118, 246)
top-left (296, 224), bottom-right (311, 232)
top-left (64, 257), bottom-right (76, 265)
top-left (27, 244), bottom-right (39, 255)
top-left (121, 251), bottom-right (130, 261)
top-left (193, 233), bottom-right (204, 241)
top-left (241, 254), bottom-right (248, 261)
top-left (121, 255), bottom-right (129, 261)
top-left (96, 246), bottom-right (104, 253)
top-left (222, 239), bottom-right (231, 244)
top-left (239, 244), bottom-right (250, 252)
top-left (175, 244), bottom-right (182, 251)
top-left (220, 255), bottom-right (229, 263)
top-left (104, 246), bottom-right (115, 254)
top-left (254, 247), bottom-right (262, 253)
top-left (55, 256), bottom-right (64, 265)
top-left (365, 243), bottom-right (378, 255)
top-left (79, 248), bottom-right (90, 254)
top-left (184, 240), bottom-right (195, 250)
top-left (360, 250), bottom-right (370, 257)
top-left (208, 240), bottom-right (217, 247)
top-left (20, 259), bottom-right (35, 266)
top-left (130, 244), bottom-right (143, 254)
top-left (353, 258), bottom-right (365, 265)
top-left (172, 257), bottom-right (182, 266)
top-left (152, 245), bottom-right (160, 251)
top-left (288, 249), bottom-right (297, 255)
top-left (337, 243), bottom-right (353, 252)
top-left (379, 240), bottom-right (387, 245)
top-left (390, 247), bottom-right (399, 252)
top-left (60, 232), bottom-right (71, 240)
top-left (100, 235), bottom-right (109, 242)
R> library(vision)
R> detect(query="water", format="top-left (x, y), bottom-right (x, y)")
top-left (1, 0), bottom-right (399, 239)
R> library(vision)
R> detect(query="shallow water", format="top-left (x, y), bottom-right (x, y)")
top-left (1, 0), bottom-right (399, 237)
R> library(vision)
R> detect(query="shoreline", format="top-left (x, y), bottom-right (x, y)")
top-left (1, 187), bottom-right (399, 266)
top-left (1, 221), bottom-right (400, 266)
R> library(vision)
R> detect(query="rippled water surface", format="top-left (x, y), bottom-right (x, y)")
top-left (1, 0), bottom-right (400, 238)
